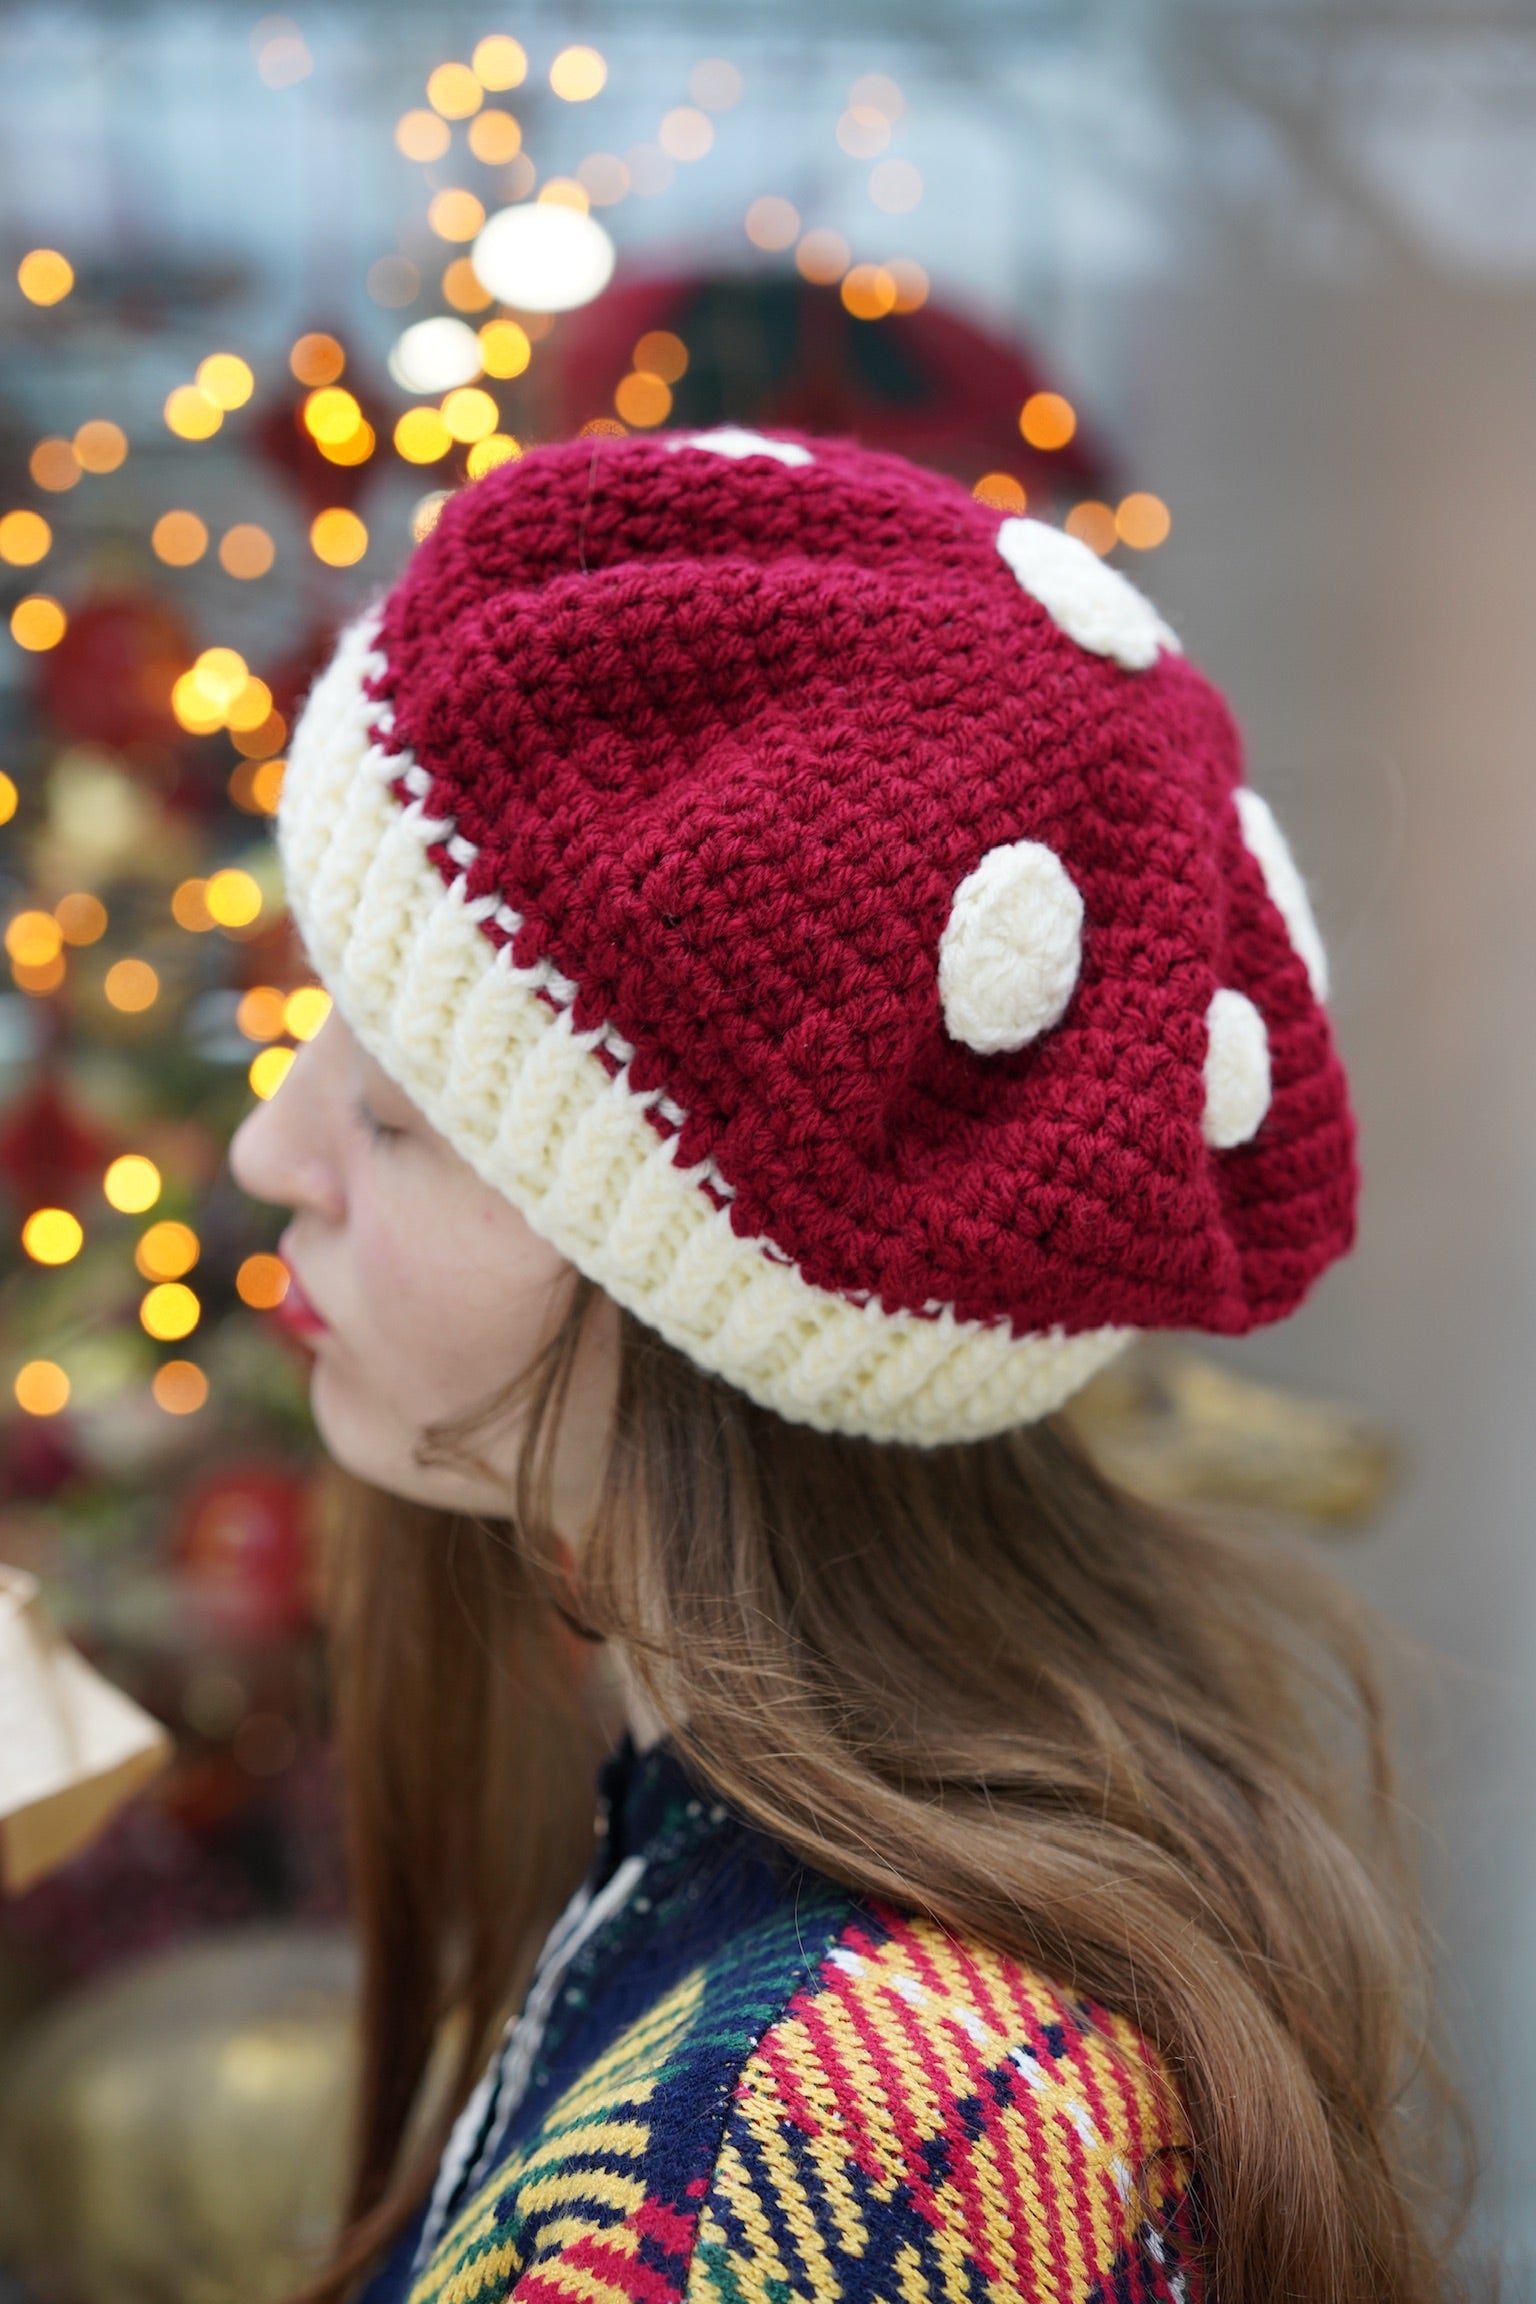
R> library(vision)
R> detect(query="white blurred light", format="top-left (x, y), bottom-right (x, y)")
top-left (471, 203), bottom-right (615, 312)
top-left (388, 316), bottom-right (484, 394)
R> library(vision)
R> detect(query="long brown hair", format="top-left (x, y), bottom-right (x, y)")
top-left (314, 1269), bottom-right (1461, 2304)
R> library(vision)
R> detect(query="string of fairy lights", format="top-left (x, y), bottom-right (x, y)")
top-left (0, 24), bottom-right (1171, 1429)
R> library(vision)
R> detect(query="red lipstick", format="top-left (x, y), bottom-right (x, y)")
top-left (273, 1234), bottom-right (329, 1340)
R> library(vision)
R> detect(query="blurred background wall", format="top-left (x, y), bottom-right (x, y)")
top-left (0, 1), bottom-right (1533, 2295)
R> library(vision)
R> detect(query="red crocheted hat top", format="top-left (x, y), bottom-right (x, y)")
top-left (367, 430), bottom-right (1357, 1339)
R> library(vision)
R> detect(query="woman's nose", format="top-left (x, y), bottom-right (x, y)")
top-left (227, 1029), bottom-right (345, 1221)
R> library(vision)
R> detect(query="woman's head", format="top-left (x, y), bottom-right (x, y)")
top-left (229, 1006), bottom-right (619, 1531)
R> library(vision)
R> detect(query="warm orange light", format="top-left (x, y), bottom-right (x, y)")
top-left (231, 709), bottom-right (287, 759)
top-left (224, 678), bottom-right (273, 735)
top-left (219, 524), bottom-right (276, 579)
top-left (320, 421), bottom-right (374, 468)
top-left (55, 892), bottom-right (107, 946)
top-left (549, 45), bottom-right (606, 101)
top-left (428, 60), bottom-right (482, 118)
top-left (466, 433), bottom-right (522, 479)
top-left (74, 419), bottom-right (128, 473)
top-left (249, 758), bottom-right (286, 814)
top-left (411, 490), bottom-right (453, 541)
top-left (141, 1282), bottom-right (200, 1341)
top-left (103, 1154), bottom-right (161, 1214)
top-left (284, 986), bottom-right (332, 1041)
top-left (478, 319), bottom-right (531, 379)
top-left (396, 107), bottom-right (451, 162)
top-left (248, 1047), bottom-right (295, 1101)
top-left (191, 645), bottom-right (248, 709)
top-left (303, 387), bottom-right (363, 445)
top-left (468, 109), bottom-right (521, 165)
top-left (171, 878), bottom-right (215, 931)
top-left (473, 34), bottom-right (527, 89)
top-left (310, 508), bottom-right (368, 566)
top-left (29, 439), bottom-right (80, 492)
top-left (11, 596), bottom-right (65, 652)
top-left (1114, 492), bottom-right (1171, 550)
top-left (427, 189), bottom-right (486, 243)
top-left (973, 474), bottom-right (1027, 512)
top-left (5, 911), bottom-right (63, 968)
top-left (104, 957), bottom-right (159, 1012)
top-left (659, 106), bottom-right (713, 161)
top-left (440, 386), bottom-right (498, 443)
top-left (1020, 392), bottom-right (1077, 451)
top-left (205, 868), bottom-right (263, 928)
top-left (290, 332), bottom-right (346, 386)
top-left (633, 331), bottom-right (687, 384)
top-left (136, 1221), bottom-right (200, 1281)
top-left (537, 177), bottom-right (589, 212)
top-left (745, 196), bottom-right (799, 252)
top-left (21, 1208), bottom-right (83, 1266)
top-left (0, 774), bottom-right (16, 828)
top-left (197, 354), bottom-right (255, 411)
top-left (14, 1361), bottom-right (69, 1416)
top-left (13, 953), bottom-right (64, 996)
top-left (152, 509), bottom-right (208, 565)
top-left (1064, 502), bottom-right (1117, 557)
top-left (443, 256), bottom-right (494, 312)
top-left (840, 264), bottom-right (897, 320)
top-left (18, 250), bottom-right (73, 306)
top-left (165, 384), bottom-right (222, 441)
top-left (795, 229), bottom-right (851, 285)
top-left (614, 373), bottom-right (671, 428)
top-left (153, 1361), bottom-right (208, 1414)
top-left (171, 673), bottom-right (222, 735)
top-left (237, 985), bottom-right (287, 1042)
top-left (887, 258), bottom-right (929, 312)
top-left (395, 408), bottom-right (454, 464)
top-left (579, 417), bottom-right (627, 438)
top-left (0, 510), bottom-right (51, 566)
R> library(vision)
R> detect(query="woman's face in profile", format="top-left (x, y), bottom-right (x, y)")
top-left (228, 1007), bottom-right (620, 1530)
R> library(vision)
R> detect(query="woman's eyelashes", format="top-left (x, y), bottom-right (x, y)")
top-left (353, 1093), bottom-right (406, 1145)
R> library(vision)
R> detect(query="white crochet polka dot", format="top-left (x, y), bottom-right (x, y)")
top-left (937, 839), bottom-right (1084, 1055)
top-left (666, 427), bottom-right (815, 468)
top-left (1202, 988), bottom-right (1271, 1149)
top-left (995, 517), bottom-right (1180, 672)
top-left (1234, 787), bottom-right (1329, 1001)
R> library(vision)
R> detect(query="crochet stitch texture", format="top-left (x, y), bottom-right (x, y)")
top-left (279, 427), bottom-right (1356, 1442)
top-left (360, 1739), bottom-right (1202, 2304)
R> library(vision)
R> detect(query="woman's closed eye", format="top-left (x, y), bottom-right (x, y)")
top-left (353, 1093), bottom-right (407, 1145)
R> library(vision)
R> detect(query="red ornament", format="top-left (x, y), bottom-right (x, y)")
top-left (175, 1464), bottom-right (315, 1643)
top-left (0, 1074), bottom-right (112, 1214)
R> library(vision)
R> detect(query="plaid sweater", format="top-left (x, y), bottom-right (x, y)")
top-left (362, 1737), bottom-right (1201, 2304)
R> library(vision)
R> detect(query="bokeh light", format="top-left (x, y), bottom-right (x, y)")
top-left (104, 957), bottom-right (160, 1012)
top-left (197, 354), bottom-right (255, 410)
top-left (367, 255), bottom-right (420, 308)
top-left (205, 867), bottom-right (263, 927)
top-left (29, 439), bottom-right (79, 492)
top-left (18, 249), bottom-right (73, 305)
top-left (841, 263), bottom-right (897, 319)
top-left (614, 372), bottom-right (672, 427)
top-left (310, 507), bottom-right (368, 565)
top-left (538, 177), bottom-right (591, 213)
top-left (219, 523), bottom-right (276, 578)
top-left (165, 384), bottom-right (222, 440)
top-left (237, 986), bottom-right (287, 1042)
top-left (104, 1154), bottom-right (162, 1214)
top-left (1115, 492), bottom-right (1172, 549)
top-left (141, 1282), bottom-right (200, 1341)
top-left (549, 45), bottom-right (607, 101)
top-left (851, 72), bottom-right (904, 119)
top-left (390, 315), bottom-right (483, 392)
top-left (0, 511), bottom-right (51, 565)
top-left (443, 256), bottom-right (494, 311)
top-left (136, 1221), bottom-right (200, 1281)
top-left (237, 1252), bottom-right (291, 1307)
top-left (468, 110), bottom-right (522, 165)
top-left (0, 775), bottom-right (16, 827)
top-left (796, 229), bottom-right (852, 285)
top-left (473, 34), bottom-right (526, 89)
top-left (745, 196), bottom-right (800, 251)
top-left (427, 61), bottom-right (482, 118)
top-left (471, 203), bottom-right (616, 310)
top-left (249, 1046), bottom-right (295, 1100)
top-left (55, 892), bottom-right (108, 945)
top-left (478, 319), bottom-right (531, 378)
top-left (290, 332), bottom-right (346, 385)
top-left (411, 490), bottom-right (453, 540)
top-left (73, 420), bottom-right (127, 473)
top-left (1065, 501), bottom-right (1118, 556)
top-left (303, 386), bottom-right (363, 444)
top-left (689, 59), bottom-right (743, 109)
top-left (887, 258), bottom-right (929, 311)
top-left (395, 408), bottom-right (454, 463)
top-left (440, 385), bottom-right (498, 442)
top-left (171, 878), bottom-right (215, 930)
top-left (466, 432), bottom-right (522, 478)
top-left (659, 107), bottom-right (713, 162)
top-left (5, 912), bottom-right (62, 967)
top-left (428, 189), bottom-right (487, 243)
top-left (634, 331), bottom-right (688, 383)
top-left (284, 986), bottom-right (332, 1040)
top-left (14, 1361), bottom-right (70, 1416)
top-left (577, 152), bottom-right (629, 205)
top-left (1020, 391), bottom-right (1078, 450)
top-left (837, 106), bottom-right (890, 159)
top-left (10, 596), bottom-right (67, 651)
top-left (152, 509), bottom-right (209, 565)
top-left (396, 108), bottom-right (451, 161)
top-left (153, 1361), bottom-right (208, 1415)
top-left (22, 1209), bottom-right (84, 1266)
top-left (228, 757), bottom-right (286, 814)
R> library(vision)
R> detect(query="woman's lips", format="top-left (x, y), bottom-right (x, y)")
top-left (273, 1237), bottom-right (329, 1340)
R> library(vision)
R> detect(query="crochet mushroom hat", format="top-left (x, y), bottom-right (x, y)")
top-left (278, 427), bottom-right (1357, 1445)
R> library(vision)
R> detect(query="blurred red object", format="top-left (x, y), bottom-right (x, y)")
top-left (0, 1075), bottom-right (112, 1212)
top-left (36, 592), bottom-right (194, 750)
top-left (175, 1464), bottom-right (315, 1643)
top-left (551, 272), bottom-right (1112, 495)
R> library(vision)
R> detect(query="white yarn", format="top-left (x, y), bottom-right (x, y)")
top-left (1234, 787), bottom-right (1329, 1002)
top-left (664, 426), bottom-right (815, 467)
top-left (1201, 988), bottom-right (1271, 1149)
top-left (994, 518), bottom-right (1179, 672)
top-left (937, 840), bottom-right (1084, 1055)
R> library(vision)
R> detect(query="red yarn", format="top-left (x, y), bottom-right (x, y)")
top-left (368, 432), bottom-right (1356, 1341)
